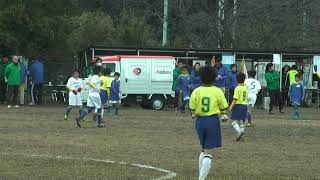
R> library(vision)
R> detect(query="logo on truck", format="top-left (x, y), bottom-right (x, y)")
top-left (133, 68), bottom-right (141, 76)
top-left (155, 70), bottom-right (172, 74)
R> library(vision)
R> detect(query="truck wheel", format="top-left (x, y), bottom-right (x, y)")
top-left (151, 97), bottom-right (165, 110)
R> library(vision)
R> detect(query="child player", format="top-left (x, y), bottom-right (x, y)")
top-left (289, 74), bottom-right (304, 120)
top-left (75, 66), bottom-right (104, 128)
top-left (189, 66), bottom-right (228, 180)
top-left (64, 69), bottom-right (83, 120)
top-left (176, 66), bottom-right (191, 113)
top-left (230, 73), bottom-right (248, 141)
top-left (109, 72), bottom-right (121, 115)
top-left (244, 70), bottom-right (261, 126)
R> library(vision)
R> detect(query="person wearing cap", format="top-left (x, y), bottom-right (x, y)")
top-left (0, 56), bottom-right (10, 103)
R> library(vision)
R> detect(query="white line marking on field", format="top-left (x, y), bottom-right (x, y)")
top-left (1, 152), bottom-right (176, 180)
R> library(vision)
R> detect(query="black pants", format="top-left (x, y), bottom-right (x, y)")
top-left (228, 89), bottom-right (234, 104)
top-left (268, 90), bottom-right (283, 112)
top-left (0, 81), bottom-right (7, 103)
top-left (7, 85), bottom-right (19, 106)
top-left (174, 90), bottom-right (179, 108)
top-left (31, 83), bottom-right (43, 104)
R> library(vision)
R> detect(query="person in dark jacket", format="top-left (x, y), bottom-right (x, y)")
top-left (5, 56), bottom-right (21, 108)
top-left (19, 59), bottom-right (27, 105)
top-left (190, 62), bottom-right (202, 91)
top-left (213, 58), bottom-right (228, 92)
top-left (282, 65), bottom-right (290, 106)
top-left (29, 59), bottom-right (44, 105)
top-left (264, 63), bottom-right (284, 114)
top-left (0, 56), bottom-right (9, 103)
top-left (227, 64), bottom-right (238, 104)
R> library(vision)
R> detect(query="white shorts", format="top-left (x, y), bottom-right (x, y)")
top-left (248, 93), bottom-right (257, 106)
top-left (69, 92), bottom-right (83, 106)
top-left (87, 94), bottom-right (102, 109)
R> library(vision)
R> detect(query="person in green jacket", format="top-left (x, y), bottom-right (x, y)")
top-left (172, 60), bottom-right (184, 109)
top-left (4, 56), bottom-right (21, 108)
top-left (0, 56), bottom-right (10, 103)
top-left (264, 63), bottom-right (284, 114)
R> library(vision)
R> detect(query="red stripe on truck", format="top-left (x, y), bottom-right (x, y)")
top-left (101, 55), bottom-right (175, 62)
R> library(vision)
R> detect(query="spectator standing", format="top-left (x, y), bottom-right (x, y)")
top-left (5, 56), bottom-right (21, 108)
top-left (0, 56), bottom-right (9, 103)
top-left (29, 59), bottom-right (44, 105)
top-left (227, 64), bottom-right (238, 104)
top-left (172, 60), bottom-right (184, 108)
top-left (213, 58), bottom-right (228, 93)
top-left (264, 63), bottom-right (284, 114)
top-left (19, 59), bottom-right (27, 105)
top-left (287, 65), bottom-right (299, 86)
top-left (190, 62), bottom-right (202, 91)
top-left (282, 65), bottom-right (290, 106)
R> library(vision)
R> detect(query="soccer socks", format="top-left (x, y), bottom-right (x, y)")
top-left (232, 121), bottom-right (241, 134)
top-left (247, 112), bottom-right (252, 124)
top-left (199, 152), bottom-right (205, 174)
top-left (240, 124), bottom-right (245, 134)
top-left (199, 155), bottom-right (212, 180)
top-left (97, 108), bottom-right (103, 125)
top-left (101, 108), bottom-right (104, 119)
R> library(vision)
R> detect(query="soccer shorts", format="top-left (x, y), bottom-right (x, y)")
top-left (231, 104), bottom-right (248, 121)
top-left (248, 93), bottom-right (257, 106)
top-left (87, 94), bottom-right (102, 109)
top-left (68, 92), bottom-right (83, 106)
top-left (100, 90), bottom-right (108, 104)
top-left (195, 115), bottom-right (221, 149)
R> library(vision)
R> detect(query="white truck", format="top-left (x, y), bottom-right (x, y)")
top-left (81, 55), bottom-right (176, 110)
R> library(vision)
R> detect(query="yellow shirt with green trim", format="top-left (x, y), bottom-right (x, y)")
top-left (233, 84), bottom-right (248, 105)
top-left (100, 75), bottom-right (111, 95)
top-left (189, 86), bottom-right (228, 116)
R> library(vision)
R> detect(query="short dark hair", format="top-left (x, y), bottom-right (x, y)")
top-left (215, 58), bottom-right (222, 63)
top-left (72, 69), bottom-right (80, 74)
top-left (291, 65), bottom-right (298, 70)
top-left (230, 64), bottom-right (237, 70)
top-left (236, 73), bottom-right (246, 83)
top-left (181, 65), bottom-right (188, 71)
top-left (195, 62), bottom-right (200, 66)
top-left (199, 66), bottom-right (217, 85)
top-left (266, 63), bottom-right (273, 71)
top-left (93, 66), bottom-right (102, 75)
top-left (248, 70), bottom-right (256, 78)
top-left (295, 73), bottom-right (302, 79)
top-left (114, 72), bottom-right (120, 77)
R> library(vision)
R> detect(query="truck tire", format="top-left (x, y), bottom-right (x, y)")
top-left (151, 97), bottom-right (165, 110)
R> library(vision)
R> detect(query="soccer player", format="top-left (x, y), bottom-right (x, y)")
top-left (176, 66), bottom-right (191, 113)
top-left (100, 68), bottom-right (112, 118)
top-left (64, 69), bottom-right (83, 120)
top-left (189, 66), bottom-right (228, 180)
top-left (75, 66), bottom-right (104, 128)
top-left (109, 72), bottom-right (121, 115)
top-left (289, 74), bottom-right (304, 120)
top-left (230, 73), bottom-right (248, 141)
top-left (244, 70), bottom-right (261, 126)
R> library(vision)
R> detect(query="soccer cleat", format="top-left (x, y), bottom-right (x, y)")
top-left (97, 124), bottom-right (105, 128)
top-left (236, 131), bottom-right (244, 141)
top-left (64, 114), bottom-right (68, 120)
top-left (247, 123), bottom-right (253, 127)
top-left (7, 105), bottom-right (12, 109)
top-left (279, 110), bottom-right (285, 114)
top-left (75, 118), bottom-right (81, 128)
top-left (269, 111), bottom-right (274, 115)
top-left (14, 105), bottom-right (20, 108)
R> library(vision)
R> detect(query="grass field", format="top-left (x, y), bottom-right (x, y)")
top-left (0, 105), bottom-right (320, 180)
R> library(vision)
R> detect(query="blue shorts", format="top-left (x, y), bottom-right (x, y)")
top-left (100, 90), bottom-right (108, 104)
top-left (231, 104), bottom-right (247, 121)
top-left (195, 115), bottom-right (221, 150)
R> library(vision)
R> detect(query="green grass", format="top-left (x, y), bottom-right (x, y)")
top-left (0, 105), bottom-right (319, 179)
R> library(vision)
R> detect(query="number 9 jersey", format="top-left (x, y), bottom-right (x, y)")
top-left (189, 86), bottom-right (228, 116)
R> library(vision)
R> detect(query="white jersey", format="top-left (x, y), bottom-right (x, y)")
top-left (245, 78), bottom-right (261, 95)
top-left (89, 75), bottom-right (101, 95)
top-left (66, 77), bottom-right (83, 106)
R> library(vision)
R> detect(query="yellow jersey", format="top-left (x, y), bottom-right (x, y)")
top-left (189, 86), bottom-right (228, 116)
top-left (233, 84), bottom-right (248, 105)
top-left (100, 76), bottom-right (111, 95)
